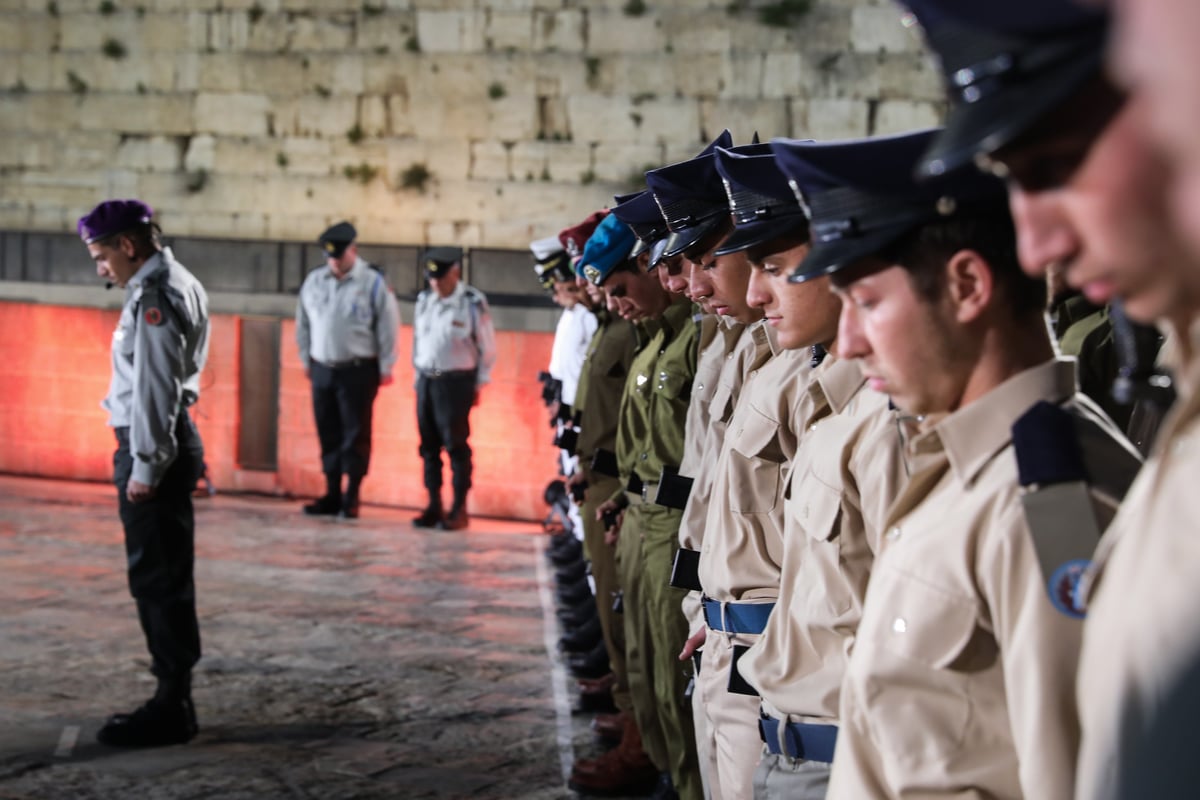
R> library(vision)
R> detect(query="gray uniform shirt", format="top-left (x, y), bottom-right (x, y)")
top-left (102, 246), bottom-right (210, 487)
top-left (412, 281), bottom-right (497, 386)
top-left (295, 257), bottom-right (401, 376)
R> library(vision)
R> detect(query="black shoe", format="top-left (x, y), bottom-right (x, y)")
top-left (556, 559), bottom-right (589, 584)
top-left (438, 506), bottom-right (469, 530)
top-left (558, 610), bottom-right (597, 632)
top-left (412, 505), bottom-right (443, 528)
top-left (649, 771), bottom-right (678, 800)
top-left (337, 504), bottom-right (359, 520)
top-left (558, 577), bottom-right (594, 607)
top-left (303, 495), bottom-right (341, 516)
top-left (96, 697), bottom-right (198, 748)
top-left (567, 641), bottom-right (611, 679)
top-left (548, 542), bottom-right (584, 567)
top-left (560, 613), bottom-right (603, 653)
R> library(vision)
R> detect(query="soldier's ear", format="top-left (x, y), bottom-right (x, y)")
top-left (945, 248), bottom-right (994, 325)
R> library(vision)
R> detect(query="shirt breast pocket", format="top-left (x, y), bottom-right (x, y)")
top-left (728, 407), bottom-right (784, 514)
top-left (858, 569), bottom-right (978, 762)
top-left (656, 369), bottom-right (691, 403)
top-left (708, 382), bottom-right (735, 427)
top-left (794, 476), bottom-right (851, 616)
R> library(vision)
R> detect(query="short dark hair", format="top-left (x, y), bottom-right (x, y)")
top-left (882, 210), bottom-right (1045, 321)
top-left (96, 220), bottom-right (161, 258)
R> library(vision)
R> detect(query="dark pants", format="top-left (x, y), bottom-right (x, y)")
top-left (416, 371), bottom-right (476, 500)
top-left (310, 359), bottom-right (380, 479)
top-left (113, 413), bottom-right (204, 686)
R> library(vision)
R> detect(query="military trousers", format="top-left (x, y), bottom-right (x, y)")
top-left (112, 412), bottom-right (204, 685)
top-left (580, 471), bottom-right (630, 714)
top-left (415, 370), bottom-right (476, 499)
top-left (310, 359), bottom-right (380, 479)
top-left (698, 629), bottom-right (765, 800)
top-left (617, 501), bottom-right (703, 800)
top-left (752, 753), bottom-right (830, 800)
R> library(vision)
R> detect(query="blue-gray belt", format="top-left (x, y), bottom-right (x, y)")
top-left (317, 356), bottom-right (378, 370)
top-left (759, 716), bottom-right (838, 763)
top-left (702, 599), bottom-right (775, 635)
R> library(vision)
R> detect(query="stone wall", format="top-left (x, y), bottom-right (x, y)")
top-left (0, 0), bottom-right (944, 250)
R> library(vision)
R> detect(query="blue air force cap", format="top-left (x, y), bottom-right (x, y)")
top-left (579, 214), bottom-right (638, 286)
top-left (424, 246), bottom-right (462, 278)
top-left (772, 129), bottom-right (1009, 283)
top-left (77, 199), bottom-right (154, 244)
top-left (644, 129), bottom-right (734, 260)
top-left (319, 220), bottom-right (357, 258)
top-left (713, 143), bottom-right (809, 257)
top-left (610, 190), bottom-right (669, 264)
top-left (898, 0), bottom-right (1110, 178)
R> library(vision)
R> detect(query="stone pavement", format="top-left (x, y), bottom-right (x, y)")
top-left (0, 476), bottom-right (633, 800)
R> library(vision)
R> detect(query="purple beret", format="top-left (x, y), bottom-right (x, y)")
top-left (77, 199), bottom-right (154, 244)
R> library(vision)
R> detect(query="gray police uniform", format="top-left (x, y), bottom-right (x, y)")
top-left (412, 279), bottom-right (497, 506)
top-left (103, 246), bottom-right (209, 689)
top-left (296, 257), bottom-right (400, 481)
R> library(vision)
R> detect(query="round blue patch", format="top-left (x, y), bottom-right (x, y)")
top-left (1048, 559), bottom-right (1091, 619)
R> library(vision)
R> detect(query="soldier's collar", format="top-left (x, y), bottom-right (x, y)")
top-left (127, 250), bottom-right (165, 290)
top-left (814, 354), bottom-right (867, 416)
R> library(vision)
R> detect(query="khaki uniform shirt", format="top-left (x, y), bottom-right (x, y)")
top-left (828, 359), bottom-right (1140, 800)
top-left (614, 297), bottom-right (697, 491)
top-left (1075, 321), bottom-right (1200, 800)
top-left (574, 310), bottom-right (638, 468)
top-left (697, 334), bottom-right (811, 604)
top-left (678, 318), bottom-right (763, 632)
top-left (102, 247), bottom-right (209, 487)
top-left (739, 355), bottom-right (906, 722)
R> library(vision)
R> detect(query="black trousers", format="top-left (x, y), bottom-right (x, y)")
top-left (416, 371), bottom-right (476, 499)
top-left (310, 360), bottom-right (380, 479)
top-left (113, 413), bottom-right (204, 685)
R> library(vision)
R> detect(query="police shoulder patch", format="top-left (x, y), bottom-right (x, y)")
top-left (144, 307), bottom-right (164, 326)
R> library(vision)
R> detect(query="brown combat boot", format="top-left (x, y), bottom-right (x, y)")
top-left (568, 714), bottom-right (658, 795)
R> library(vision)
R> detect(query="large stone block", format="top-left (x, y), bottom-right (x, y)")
top-left (762, 51), bottom-right (805, 99)
top-left (588, 142), bottom-right (666, 185)
top-left (699, 98), bottom-right (790, 143)
top-left (194, 92), bottom-right (271, 137)
top-left (416, 9), bottom-right (485, 53)
top-left (115, 135), bottom-right (184, 172)
top-left (661, 12), bottom-right (733, 54)
top-left (272, 95), bottom-right (358, 138)
top-left (872, 99), bottom-right (943, 135)
top-left (531, 9), bottom-right (584, 53)
top-left (76, 93), bottom-right (196, 136)
top-left (290, 14), bottom-right (357, 52)
top-left (196, 53), bottom-right (244, 92)
top-left (588, 12), bottom-right (666, 55)
top-left (486, 10), bottom-right (533, 51)
top-left (484, 93), bottom-right (539, 140)
top-left (386, 138), bottom-right (471, 186)
top-left (355, 9), bottom-right (418, 51)
top-left (468, 140), bottom-right (512, 181)
top-left (796, 97), bottom-right (870, 139)
top-left (276, 136), bottom-right (336, 176)
top-left (720, 53), bottom-right (765, 99)
top-left (876, 51), bottom-right (944, 102)
top-left (849, 5), bottom-right (920, 54)
top-left (185, 134), bottom-right (216, 173)
top-left (403, 92), bottom-right (491, 141)
top-left (541, 141), bottom-right (599, 185)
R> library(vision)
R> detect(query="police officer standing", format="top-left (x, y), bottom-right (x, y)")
top-left (78, 199), bottom-right (209, 747)
top-left (412, 247), bottom-right (497, 530)
top-left (296, 221), bottom-right (400, 520)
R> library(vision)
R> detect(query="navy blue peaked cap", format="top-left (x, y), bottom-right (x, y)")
top-left (645, 129), bottom-right (734, 260)
top-left (713, 143), bottom-right (809, 257)
top-left (611, 190), bottom-right (669, 263)
top-left (898, 0), bottom-right (1110, 179)
top-left (771, 129), bottom-right (1009, 283)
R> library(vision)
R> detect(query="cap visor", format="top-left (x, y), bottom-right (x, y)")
top-left (630, 237), bottom-right (649, 259)
top-left (661, 215), bottom-right (726, 259)
top-left (789, 222), bottom-right (917, 284)
top-left (714, 215), bottom-right (808, 257)
top-left (917, 48), bottom-right (1104, 179)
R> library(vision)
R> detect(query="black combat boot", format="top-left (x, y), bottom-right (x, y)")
top-left (339, 476), bottom-right (362, 519)
top-left (97, 674), bottom-right (198, 748)
top-left (303, 472), bottom-right (342, 516)
top-left (439, 493), bottom-right (469, 530)
top-left (412, 493), bottom-right (444, 528)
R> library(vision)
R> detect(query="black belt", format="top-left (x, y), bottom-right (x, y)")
top-left (419, 368), bottom-right (475, 379)
top-left (316, 357), bottom-right (378, 370)
top-left (759, 716), bottom-right (838, 763)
